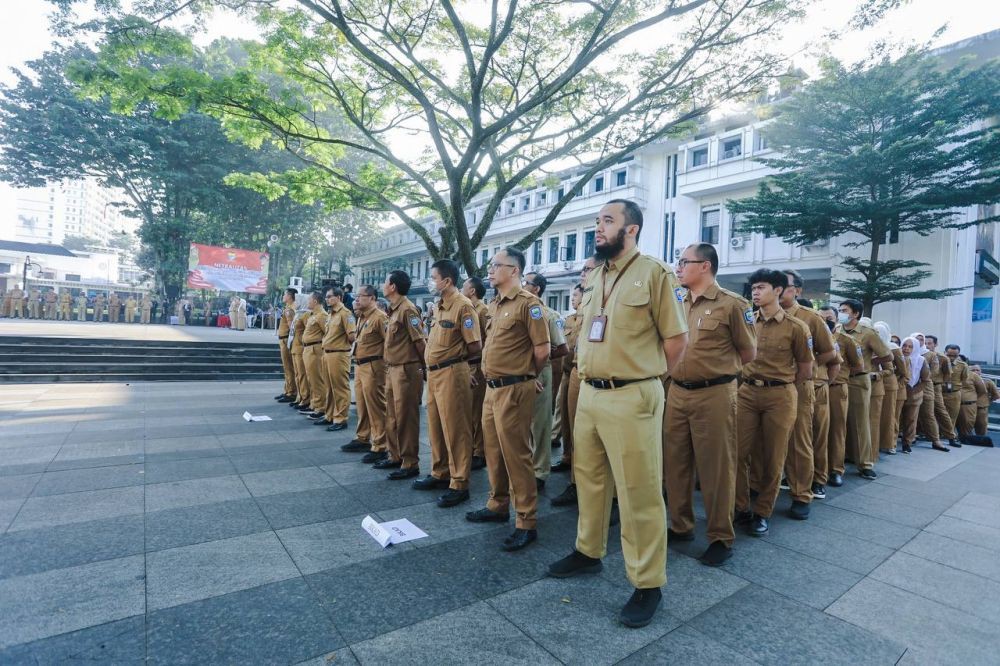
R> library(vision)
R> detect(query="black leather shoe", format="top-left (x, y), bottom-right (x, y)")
top-left (437, 489), bottom-right (469, 508)
top-left (859, 468), bottom-right (878, 480)
top-left (289, 402), bottom-right (301, 409)
top-left (276, 395), bottom-right (293, 402)
top-left (734, 509), bottom-right (753, 526)
top-left (536, 477), bottom-right (546, 491)
top-left (779, 477), bottom-right (790, 491)
top-left (699, 541), bottom-right (732, 567)
top-left (373, 458), bottom-right (402, 470)
top-left (548, 550), bottom-right (602, 578)
top-left (667, 528), bottom-right (695, 542)
top-left (413, 475), bottom-right (450, 491)
top-left (362, 451), bottom-right (387, 465)
top-left (811, 483), bottom-right (826, 500)
top-left (620, 588), bottom-right (662, 628)
top-left (949, 439), bottom-right (962, 448)
top-left (306, 411), bottom-right (324, 418)
top-left (274, 393), bottom-right (287, 400)
top-left (388, 466), bottom-right (419, 480)
top-left (328, 422), bottom-right (348, 431)
top-left (550, 460), bottom-right (572, 473)
top-left (470, 455), bottom-right (486, 471)
top-left (828, 472), bottom-right (844, 487)
top-left (551, 483), bottom-right (577, 507)
top-left (341, 439), bottom-right (370, 452)
top-left (501, 528), bottom-right (537, 551)
top-left (465, 507), bottom-right (509, 523)
top-left (551, 437), bottom-right (562, 449)
top-left (296, 406), bottom-right (313, 413)
top-left (748, 514), bottom-right (768, 537)
top-left (902, 444), bottom-right (912, 454)
top-left (789, 500), bottom-right (810, 520)
top-left (312, 418), bottom-right (333, 426)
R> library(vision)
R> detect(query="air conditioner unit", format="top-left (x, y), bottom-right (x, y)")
top-left (730, 236), bottom-right (746, 249)
top-left (722, 148), bottom-right (742, 160)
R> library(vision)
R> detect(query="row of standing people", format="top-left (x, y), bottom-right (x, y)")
top-left (1, 286), bottom-right (154, 323)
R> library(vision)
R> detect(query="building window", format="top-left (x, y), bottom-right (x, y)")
top-left (521, 196), bottom-right (530, 211)
top-left (700, 208), bottom-right (720, 245)
top-left (563, 294), bottom-right (570, 311)
top-left (614, 169), bottom-right (627, 187)
top-left (0, 263), bottom-right (10, 273)
top-left (557, 186), bottom-right (565, 200)
top-left (593, 175), bottom-right (605, 193)
top-left (564, 232), bottom-right (577, 261)
top-left (691, 146), bottom-right (709, 168)
top-left (754, 131), bottom-right (769, 152)
top-left (548, 237), bottom-right (559, 263)
top-left (721, 137), bottom-right (742, 160)
top-left (548, 295), bottom-right (559, 310)
top-left (481, 248), bottom-right (489, 266)
top-left (536, 191), bottom-right (547, 207)
top-left (584, 230), bottom-right (595, 259)
top-left (532, 239), bottom-right (542, 265)
top-left (663, 212), bottom-right (676, 262)
top-left (506, 200), bottom-right (516, 215)
top-left (66, 274), bottom-right (81, 282)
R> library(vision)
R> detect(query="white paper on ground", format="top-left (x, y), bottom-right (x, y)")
top-left (379, 518), bottom-right (429, 544)
top-left (362, 515), bottom-right (392, 548)
top-left (242, 411), bottom-right (272, 422)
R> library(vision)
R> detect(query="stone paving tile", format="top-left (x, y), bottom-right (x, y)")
top-left (31, 463), bottom-right (145, 497)
top-left (923, 514), bottom-right (1000, 552)
top-left (827, 488), bottom-right (948, 529)
top-left (351, 601), bottom-right (559, 665)
top-left (275, 514), bottom-right (410, 575)
top-left (0, 462), bottom-right (49, 478)
top-left (0, 473), bottom-right (39, 500)
top-left (0, 555), bottom-right (146, 649)
top-left (228, 449), bottom-right (314, 474)
top-left (901, 531), bottom-right (1000, 583)
top-left (805, 502), bottom-right (921, 549)
top-left (690, 584), bottom-right (906, 665)
top-left (760, 520), bottom-right (896, 575)
top-left (0, 514), bottom-right (144, 580)
top-left (256, 486), bottom-right (370, 530)
top-left (46, 452), bottom-right (146, 472)
top-left (147, 578), bottom-right (343, 665)
top-left (944, 492), bottom-right (1000, 529)
top-left (2, 444), bottom-right (62, 466)
top-left (145, 497), bottom-right (271, 552)
top-left (53, 439), bottom-right (144, 462)
top-left (8, 485), bottom-right (144, 532)
top-left (143, 455), bottom-right (236, 484)
top-left (619, 625), bottom-right (759, 665)
top-left (0, 498), bottom-right (24, 533)
top-left (240, 465), bottom-right (335, 497)
top-left (145, 474), bottom-right (250, 513)
top-left (146, 531), bottom-right (300, 611)
top-left (0, 615), bottom-right (145, 665)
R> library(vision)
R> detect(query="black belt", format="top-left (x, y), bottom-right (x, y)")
top-left (744, 378), bottom-right (788, 388)
top-left (428, 357), bottom-right (466, 372)
top-left (870, 373), bottom-right (881, 381)
top-left (944, 388), bottom-right (960, 394)
top-left (934, 382), bottom-right (943, 385)
top-left (486, 375), bottom-right (533, 389)
top-left (585, 377), bottom-right (655, 390)
top-left (962, 400), bottom-right (977, 405)
top-left (355, 355), bottom-right (383, 365)
top-left (278, 335), bottom-right (289, 340)
top-left (386, 360), bottom-right (421, 368)
top-left (324, 348), bottom-right (351, 353)
top-left (304, 341), bottom-right (320, 347)
top-left (850, 372), bottom-right (867, 378)
top-left (673, 374), bottom-right (738, 391)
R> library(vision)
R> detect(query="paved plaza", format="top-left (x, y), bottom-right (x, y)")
top-left (1, 380), bottom-right (1000, 664)
top-left (0, 319), bottom-right (277, 344)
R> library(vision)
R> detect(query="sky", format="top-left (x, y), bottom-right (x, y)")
top-left (1, 0), bottom-right (998, 238)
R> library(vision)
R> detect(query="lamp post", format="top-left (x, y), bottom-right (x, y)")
top-left (22, 255), bottom-right (42, 293)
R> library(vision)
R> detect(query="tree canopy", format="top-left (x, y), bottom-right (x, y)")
top-left (728, 47), bottom-right (1000, 314)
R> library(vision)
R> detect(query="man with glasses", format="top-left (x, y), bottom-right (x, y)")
top-left (274, 288), bottom-right (299, 403)
top-left (466, 248), bottom-right (550, 552)
top-left (343, 285), bottom-right (388, 461)
top-left (319, 287), bottom-right (356, 430)
top-left (301, 291), bottom-right (330, 421)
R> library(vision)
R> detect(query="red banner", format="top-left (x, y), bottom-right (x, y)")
top-left (187, 243), bottom-right (269, 294)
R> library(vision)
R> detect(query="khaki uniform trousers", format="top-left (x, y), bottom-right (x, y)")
top-left (11, 299), bottom-right (24, 318)
top-left (900, 394), bottom-right (923, 445)
top-left (879, 382), bottom-right (898, 453)
top-left (867, 376), bottom-right (884, 467)
top-left (827, 383), bottom-right (849, 476)
top-left (76, 305), bottom-right (87, 322)
top-left (812, 382), bottom-right (831, 485)
top-left (385, 363), bottom-right (423, 469)
top-left (29, 300), bottom-right (40, 319)
top-left (846, 374), bottom-right (874, 471)
top-left (557, 367), bottom-right (579, 471)
top-left (60, 304), bottom-right (71, 320)
top-left (483, 380), bottom-right (538, 529)
top-left (944, 389), bottom-right (962, 435)
top-left (957, 401), bottom-right (977, 438)
top-left (229, 308), bottom-right (238, 328)
top-left (531, 365), bottom-right (554, 482)
top-left (470, 364), bottom-right (486, 458)
top-left (976, 406), bottom-right (989, 436)
top-left (303, 345), bottom-right (328, 414)
top-left (108, 305), bottom-right (119, 323)
top-left (575, 378), bottom-right (666, 588)
top-left (323, 351), bottom-right (352, 424)
top-left (124, 306), bottom-right (135, 323)
top-left (292, 351), bottom-right (310, 405)
top-left (427, 362), bottom-right (473, 490)
top-left (279, 341), bottom-right (296, 397)
top-left (894, 378), bottom-right (906, 439)
top-left (736, 383), bottom-right (797, 518)
top-left (785, 381), bottom-right (815, 504)
top-left (355, 360), bottom-right (387, 452)
top-left (664, 380), bottom-right (737, 547)
top-left (917, 383), bottom-right (941, 443)
top-left (934, 385), bottom-right (956, 439)
top-left (141, 308), bottom-right (151, 324)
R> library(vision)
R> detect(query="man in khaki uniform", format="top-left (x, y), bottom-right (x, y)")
top-left (301, 291), bottom-right (330, 418)
top-left (972, 365), bottom-right (999, 437)
top-left (43, 289), bottom-right (56, 320)
top-left (735, 269), bottom-right (812, 538)
top-left (819, 306), bottom-right (863, 488)
top-left (109, 292), bottom-right (121, 323)
top-left (318, 287), bottom-right (356, 429)
top-left (140, 294), bottom-right (152, 324)
top-left (124, 295), bottom-right (137, 323)
top-left (523, 272), bottom-right (568, 489)
top-left (943, 344), bottom-right (967, 447)
top-left (840, 300), bottom-right (893, 478)
top-left (343, 285), bottom-right (389, 463)
top-left (229, 296), bottom-right (239, 329)
top-left (547, 200), bottom-right (687, 629)
top-left (8, 285), bottom-right (24, 318)
top-left (274, 288), bottom-right (298, 402)
top-left (28, 287), bottom-right (41, 319)
top-left (664, 243), bottom-right (755, 566)
top-left (924, 335), bottom-right (958, 447)
top-left (552, 282), bottom-right (585, 476)
top-left (462, 276), bottom-right (489, 471)
top-left (1, 288), bottom-right (8, 318)
top-left (93, 293), bottom-right (106, 322)
top-left (59, 290), bottom-right (72, 320)
top-left (377, 270), bottom-right (426, 480)
top-left (291, 306), bottom-right (312, 410)
top-left (779, 270), bottom-right (838, 518)
top-left (956, 355), bottom-right (978, 440)
top-left (75, 293), bottom-right (88, 321)
top-left (414, 259), bottom-right (482, 508)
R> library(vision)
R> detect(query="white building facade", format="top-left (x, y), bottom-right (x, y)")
top-left (13, 178), bottom-right (138, 247)
top-left (0, 240), bottom-right (145, 297)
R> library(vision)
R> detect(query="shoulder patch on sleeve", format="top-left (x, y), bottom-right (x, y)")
top-left (856, 345), bottom-right (863, 358)
top-left (743, 308), bottom-right (754, 324)
top-left (347, 315), bottom-right (355, 324)
top-left (556, 318), bottom-right (565, 330)
top-left (409, 316), bottom-right (421, 327)
top-left (834, 342), bottom-right (840, 353)
top-left (807, 337), bottom-right (814, 350)
top-left (529, 305), bottom-right (543, 320)
top-left (463, 316), bottom-right (474, 329)
top-left (674, 287), bottom-right (685, 302)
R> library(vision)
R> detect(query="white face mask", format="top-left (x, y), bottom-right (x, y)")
top-left (837, 312), bottom-right (850, 324)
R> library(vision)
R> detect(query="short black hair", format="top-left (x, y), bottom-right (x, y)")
top-left (945, 344), bottom-right (960, 352)
top-left (504, 246), bottom-right (526, 274)
top-left (359, 284), bottom-right (377, 298)
top-left (284, 288), bottom-right (298, 298)
top-left (431, 259), bottom-right (460, 287)
top-left (344, 284), bottom-right (353, 291)
top-left (689, 243), bottom-right (719, 274)
top-left (960, 353), bottom-right (969, 363)
top-left (464, 276), bottom-right (486, 299)
top-left (388, 270), bottom-right (411, 296)
top-left (747, 268), bottom-right (787, 292)
top-left (796, 297), bottom-right (813, 308)
top-left (607, 199), bottom-right (643, 238)
top-left (573, 282), bottom-right (584, 292)
top-left (784, 269), bottom-right (804, 289)
top-left (309, 290), bottom-right (324, 304)
top-left (326, 286), bottom-right (344, 299)
top-left (926, 334), bottom-right (939, 344)
top-left (840, 299), bottom-right (863, 316)
top-left (819, 305), bottom-right (836, 314)
top-left (525, 272), bottom-right (547, 296)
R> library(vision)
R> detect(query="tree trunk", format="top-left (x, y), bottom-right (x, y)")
top-left (864, 232), bottom-right (882, 317)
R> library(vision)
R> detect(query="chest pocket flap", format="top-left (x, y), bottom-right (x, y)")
top-left (613, 288), bottom-right (650, 330)
top-left (698, 318), bottom-right (721, 331)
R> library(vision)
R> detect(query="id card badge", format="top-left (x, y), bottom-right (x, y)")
top-left (588, 315), bottom-right (607, 342)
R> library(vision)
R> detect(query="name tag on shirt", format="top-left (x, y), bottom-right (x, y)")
top-left (588, 315), bottom-right (607, 342)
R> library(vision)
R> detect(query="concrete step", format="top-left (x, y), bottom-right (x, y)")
top-left (4, 372), bottom-right (283, 384)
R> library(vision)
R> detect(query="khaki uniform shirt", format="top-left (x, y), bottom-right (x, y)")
top-left (542, 305), bottom-right (567, 368)
top-left (384, 297), bottom-right (425, 365)
top-left (972, 372), bottom-right (988, 406)
top-left (277, 305), bottom-right (295, 337)
top-left (75, 296), bottom-right (87, 310)
top-left (322, 302), bottom-right (356, 351)
top-left (354, 308), bottom-right (388, 359)
top-left (562, 313), bottom-right (582, 372)
top-left (425, 290), bottom-right (480, 366)
top-left (483, 285), bottom-right (550, 378)
top-left (108, 294), bottom-right (119, 308)
top-left (125, 297), bottom-right (136, 309)
top-left (927, 351), bottom-right (951, 384)
top-left (786, 302), bottom-right (836, 382)
top-left (291, 311), bottom-right (309, 352)
top-left (671, 282), bottom-right (755, 383)
top-left (60, 293), bottom-right (71, 306)
top-left (141, 297), bottom-right (152, 311)
top-left (951, 359), bottom-right (969, 395)
top-left (892, 348), bottom-right (910, 384)
top-left (743, 308), bottom-right (812, 384)
top-left (302, 306), bottom-right (328, 345)
top-left (842, 324), bottom-right (891, 373)
top-left (577, 246), bottom-right (687, 381)
top-left (45, 291), bottom-right (57, 305)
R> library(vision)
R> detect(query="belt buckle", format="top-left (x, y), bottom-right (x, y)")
top-left (595, 379), bottom-right (610, 389)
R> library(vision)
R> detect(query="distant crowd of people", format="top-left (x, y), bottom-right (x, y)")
top-left (1, 285), bottom-right (154, 323)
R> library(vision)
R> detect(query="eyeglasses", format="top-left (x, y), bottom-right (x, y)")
top-left (676, 259), bottom-right (709, 268)
top-left (487, 262), bottom-right (517, 272)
